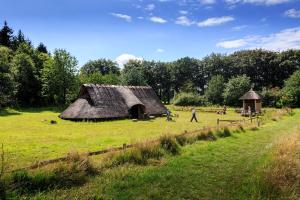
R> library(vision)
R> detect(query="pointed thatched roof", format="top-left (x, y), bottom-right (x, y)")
top-left (59, 84), bottom-right (167, 120)
top-left (239, 88), bottom-right (262, 100)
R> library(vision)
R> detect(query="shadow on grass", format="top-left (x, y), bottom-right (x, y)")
top-left (0, 109), bottom-right (21, 117)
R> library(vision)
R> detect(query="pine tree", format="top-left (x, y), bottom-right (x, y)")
top-left (37, 43), bottom-right (48, 54)
top-left (0, 21), bottom-right (13, 47)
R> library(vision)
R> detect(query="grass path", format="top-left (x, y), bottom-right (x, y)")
top-left (28, 109), bottom-right (300, 200)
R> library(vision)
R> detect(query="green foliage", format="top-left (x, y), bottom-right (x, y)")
top-left (197, 129), bottom-right (216, 141)
top-left (281, 70), bottom-right (300, 107)
top-left (121, 60), bottom-right (147, 86)
top-left (205, 75), bottom-right (225, 105)
top-left (216, 127), bottom-right (231, 138)
top-left (0, 46), bottom-right (13, 106)
top-left (80, 59), bottom-right (120, 76)
top-left (261, 87), bottom-right (281, 107)
top-left (173, 92), bottom-right (207, 106)
top-left (0, 21), bottom-right (13, 47)
top-left (175, 135), bottom-right (188, 146)
top-left (171, 57), bottom-right (204, 93)
top-left (223, 75), bottom-right (251, 106)
top-left (80, 72), bottom-right (120, 85)
top-left (160, 135), bottom-right (180, 155)
top-left (11, 52), bottom-right (38, 105)
top-left (41, 49), bottom-right (78, 105)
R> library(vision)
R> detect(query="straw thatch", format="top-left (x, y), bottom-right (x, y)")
top-left (239, 88), bottom-right (261, 100)
top-left (59, 84), bottom-right (167, 120)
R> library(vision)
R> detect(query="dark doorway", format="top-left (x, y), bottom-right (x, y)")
top-left (129, 104), bottom-right (145, 119)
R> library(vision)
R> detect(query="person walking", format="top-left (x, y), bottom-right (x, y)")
top-left (166, 109), bottom-right (171, 121)
top-left (190, 108), bottom-right (198, 122)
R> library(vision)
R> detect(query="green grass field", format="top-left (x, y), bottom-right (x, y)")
top-left (18, 109), bottom-right (300, 200)
top-left (0, 107), bottom-right (244, 170)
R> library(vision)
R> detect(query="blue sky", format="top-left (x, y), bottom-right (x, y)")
top-left (0, 0), bottom-right (300, 67)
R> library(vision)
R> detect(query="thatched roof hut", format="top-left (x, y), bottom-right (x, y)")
top-left (60, 84), bottom-right (167, 120)
top-left (239, 88), bottom-right (262, 114)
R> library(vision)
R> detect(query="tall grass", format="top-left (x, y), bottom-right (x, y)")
top-left (107, 142), bottom-right (164, 167)
top-left (0, 144), bottom-right (6, 200)
top-left (10, 151), bottom-right (96, 194)
top-left (261, 131), bottom-right (300, 199)
top-left (159, 135), bottom-right (180, 155)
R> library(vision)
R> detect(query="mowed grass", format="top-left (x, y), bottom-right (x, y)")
top-left (0, 107), bottom-right (243, 170)
top-left (25, 109), bottom-right (300, 200)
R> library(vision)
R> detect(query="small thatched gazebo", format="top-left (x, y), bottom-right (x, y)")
top-left (239, 88), bottom-right (262, 114)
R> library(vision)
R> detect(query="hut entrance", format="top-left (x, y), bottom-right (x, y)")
top-left (129, 104), bottom-right (145, 119)
top-left (243, 100), bottom-right (255, 112)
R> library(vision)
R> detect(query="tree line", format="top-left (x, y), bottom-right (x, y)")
top-left (1, 21), bottom-right (300, 108)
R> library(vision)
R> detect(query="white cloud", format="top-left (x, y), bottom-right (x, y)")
top-left (150, 16), bottom-right (167, 23)
top-left (115, 54), bottom-right (143, 67)
top-left (259, 27), bottom-right (300, 50)
top-left (111, 13), bottom-right (132, 22)
top-left (156, 48), bottom-right (165, 53)
top-left (225, 0), bottom-right (291, 6)
top-left (232, 25), bottom-right (248, 31)
top-left (197, 16), bottom-right (234, 27)
top-left (138, 16), bottom-right (144, 20)
top-left (284, 9), bottom-right (300, 18)
top-left (216, 27), bottom-right (300, 51)
top-left (200, 0), bottom-right (216, 4)
top-left (217, 39), bottom-right (248, 48)
top-left (179, 10), bottom-right (189, 15)
top-left (175, 16), bottom-right (194, 26)
top-left (244, 0), bottom-right (290, 5)
top-left (146, 4), bottom-right (155, 11)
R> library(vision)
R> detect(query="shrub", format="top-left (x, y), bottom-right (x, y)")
top-left (261, 87), bottom-right (282, 107)
top-left (281, 70), bottom-right (300, 107)
top-left (205, 75), bottom-right (225, 105)
top-left (223, 75), bottom-right (251, 106)
top-left (160, 135), bottom-right (180, 155)
top-left (175, 135), bottom-right (188, 146)
top-left (216, 127), bottom-right (231, 138)
top-left (173, 92), bottom-right (207, 106)
top-left (197, 129), bottom-right (216, 141)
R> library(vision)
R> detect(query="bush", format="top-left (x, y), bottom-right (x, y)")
top-left (216, 127), bottom-right (231, 138)
top-left (223, 75), bottom-right (251, 106)
top-left (160, 135), bottom-right (180, 155)
top-left (173, 92), bottom-right (207, 106)
top-left (175, 135), bottom-right (188, 146)
top-left (205, 75), bottom-right (225, 105)
top-left (281, 70), bottom-right (300, 107)
top-left (197, 129), bottom-right (216, 141)
top-left (261, 87), bottom-right (281, 107)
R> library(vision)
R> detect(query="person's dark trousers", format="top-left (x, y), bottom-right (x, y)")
top-left (190, 114), bottom-right (198, 122)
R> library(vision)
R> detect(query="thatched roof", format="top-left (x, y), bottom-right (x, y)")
top-left (239, 89), bottom-right (262, 100)
top-left (60, 84), bottom-right (167, 120)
